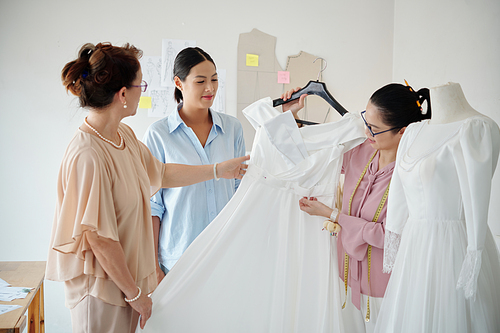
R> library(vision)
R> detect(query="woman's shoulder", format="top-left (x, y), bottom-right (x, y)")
top-left (61, 132), bottom-right (104, 171)
top-left (117, 122), bottom-right (139, 142)
top-left (212, 110), bottom-right (243, 132)
top-left (346, 139), bottom-right (372, 158)
top-left (211, 109), bottom-right (239, 123)
top-left (144, 117), bottom-right (177, 141)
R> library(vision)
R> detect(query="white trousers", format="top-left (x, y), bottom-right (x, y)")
top-left (341, 280), bottom-right (384, 333)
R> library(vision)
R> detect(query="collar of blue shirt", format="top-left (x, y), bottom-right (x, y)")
top-left (168, 102), bottom-right (224, 134)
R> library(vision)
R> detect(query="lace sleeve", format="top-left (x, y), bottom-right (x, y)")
top-left (453, 118), bottom-right (500, 299)
top-left (456, 249), bottom-right (482, 301)
top-left (382, 229), bottom-right (402, 273)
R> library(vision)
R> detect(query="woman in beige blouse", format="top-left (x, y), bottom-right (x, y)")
top-left (45, 42), bottom-right (249, 333)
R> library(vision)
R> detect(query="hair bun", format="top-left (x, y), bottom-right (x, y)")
top-left (94, 70), bottom-right (111, 84)
top-left (79, 43), bottom-right (95, 61)
top-left (62, 42), bottom-right (142, 108)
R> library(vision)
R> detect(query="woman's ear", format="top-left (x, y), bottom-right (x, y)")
top-left (399, 126), bottom-right (407, 135)
top-left (174, 76), bottom-right (183, 91)
top-left (115, 86), bottom-right (127, 105)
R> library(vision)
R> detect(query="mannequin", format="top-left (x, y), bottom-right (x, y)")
top-left (428, 82), bottom-right (481, 124)
top-left (408, 82), bottom-right (482, 157)
top-left (375, 81), bottom-right (500, 333)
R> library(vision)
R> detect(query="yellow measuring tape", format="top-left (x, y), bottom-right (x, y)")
top-left (342, 150), bottom-right (391, 322)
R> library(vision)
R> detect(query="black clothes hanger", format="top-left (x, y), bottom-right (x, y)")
top-left (272, 58), bottom-right (349, 125)
top-left (272, 80), bottom-right (349, 115)
top-left (295, 118), bottom-right (318, 126)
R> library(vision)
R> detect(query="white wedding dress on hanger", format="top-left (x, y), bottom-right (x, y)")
top-left (137, 97), bottom-right (366, 333)
top-left (376, 115), bottom-right (500, 333)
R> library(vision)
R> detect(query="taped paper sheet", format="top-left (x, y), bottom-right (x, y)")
top-left (237, 29), bottom-right (284, 147)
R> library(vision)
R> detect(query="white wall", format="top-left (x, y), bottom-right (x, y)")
top-left (0, 1), bottom-right (394, 331)
top-left (392, 0), bottom-right (500, 244)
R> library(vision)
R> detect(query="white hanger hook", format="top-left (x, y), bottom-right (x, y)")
top-left (313, 57), bottom-right (327, 81)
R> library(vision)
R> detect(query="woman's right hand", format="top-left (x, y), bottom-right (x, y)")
top-left (129, 292), bottom-right (153, 329)
top-left (299, 197), bottom-right (334, 219)
top-left (281, 87), bottom-right (307, 116)
top-left (217, 155), bottom-right (250, 180)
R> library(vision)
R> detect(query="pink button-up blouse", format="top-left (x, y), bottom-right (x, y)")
top-left (337, 140), bottom-right (393, 310)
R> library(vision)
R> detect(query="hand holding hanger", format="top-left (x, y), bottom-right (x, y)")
top-left (280, 87), bottom-right (308, 127)
top-left (280, 87), bottom-right (307, 116)
top-left (273, 58), bottom-right (349, 124)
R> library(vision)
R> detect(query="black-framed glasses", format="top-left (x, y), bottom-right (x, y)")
top-left (361, 111), bottom-right (399, 136)
top-left (130, 80), bottom-right (148, 92)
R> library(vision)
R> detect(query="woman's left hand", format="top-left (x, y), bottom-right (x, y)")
top-left (217, 155), bottom-right (250, 179)
top-left (299, 197), bottom-right (335, 219)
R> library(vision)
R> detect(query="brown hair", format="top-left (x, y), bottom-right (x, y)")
top-left (62, 42), bottom-right (143, 109)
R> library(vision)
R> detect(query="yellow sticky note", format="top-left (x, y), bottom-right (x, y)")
top-left (246, 54), bottom-right (259, 67)
top-left (139, 96), bottom-right (152, 109)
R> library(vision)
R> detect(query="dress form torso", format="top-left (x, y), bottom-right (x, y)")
top-left (408, 82), bottom-right (481, 157)
top-left (428, 82), bottom-right (481, 124)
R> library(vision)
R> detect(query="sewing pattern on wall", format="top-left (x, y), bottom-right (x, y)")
top-left (237, 29), bottom-right (284, 148)
top-left (237, 29), bottom-right (344, 148)
top-left (283, 52), bottom-right (344, 125)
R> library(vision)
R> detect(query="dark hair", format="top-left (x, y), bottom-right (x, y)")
top-left (173, 47), bottom-right (216, 103)
top-left (62, 42), bottom-right (143, 109)
top-left (369, 83), bottom-right (431, 132)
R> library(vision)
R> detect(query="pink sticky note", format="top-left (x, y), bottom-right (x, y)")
top-left (277, 71), bottom-right (290, 84)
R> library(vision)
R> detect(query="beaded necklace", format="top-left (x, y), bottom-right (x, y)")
top-left (84, 117), bottom-right (124, 149)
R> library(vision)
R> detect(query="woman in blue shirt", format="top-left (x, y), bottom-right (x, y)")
top-left (143, 47), bottom-right (245, 283)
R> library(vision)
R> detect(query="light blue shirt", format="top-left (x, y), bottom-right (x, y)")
top-left (143, 105), bottom-right (245, 270)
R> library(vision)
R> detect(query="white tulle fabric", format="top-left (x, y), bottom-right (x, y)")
top-left (376, 116), bottom-right (500, 333)
top-left (137, 97), bottom-right (366, 333)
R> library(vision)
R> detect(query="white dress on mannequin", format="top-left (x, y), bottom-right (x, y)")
top-left (137, 97), bottom-right (366, 333)
top-left (375, 83), bottom-right (500, 333)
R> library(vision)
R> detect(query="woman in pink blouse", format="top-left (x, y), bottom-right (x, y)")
top-left (282, 83), bottom-right (431, 332)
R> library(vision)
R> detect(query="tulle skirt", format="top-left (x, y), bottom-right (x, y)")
top-left (375, 218), bottom-right (500, 333)
top-left (137, 169), bottom-right (345, 333)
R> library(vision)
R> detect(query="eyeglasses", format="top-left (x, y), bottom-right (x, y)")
top-left (130, 80), bottom-right (148, 92)
top-left (361, 111), bottom-right (399, 136)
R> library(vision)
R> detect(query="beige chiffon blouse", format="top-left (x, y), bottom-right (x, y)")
top-left (46, 123), bottom-right (165, 308)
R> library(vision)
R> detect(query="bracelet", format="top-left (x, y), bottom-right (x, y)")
top-left (322, 208), bottom-right (340, 236)
top-left (124, 287), bottom-right (141, 303)
top-left (213, 163), bottom-right (220, 181)
top-left (330, 208), bottom-right (339, 222)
